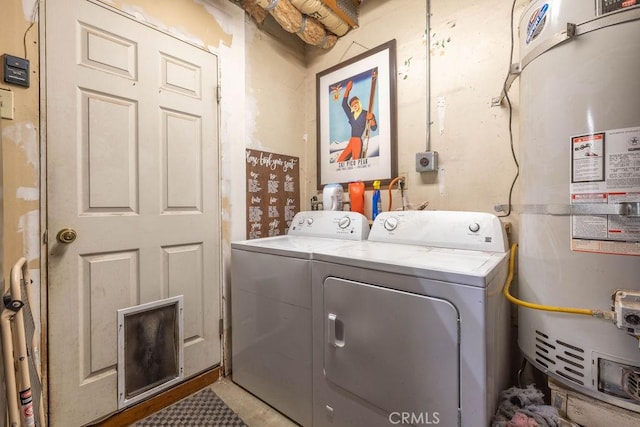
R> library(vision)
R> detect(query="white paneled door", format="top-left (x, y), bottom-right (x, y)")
top-left (46, 1), bottom-right (221, 425)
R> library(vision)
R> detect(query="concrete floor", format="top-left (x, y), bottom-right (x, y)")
top-left (209, 377), bottom-right (299, 427)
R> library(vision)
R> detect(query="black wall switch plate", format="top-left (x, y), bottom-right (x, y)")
top-left (3, 54), bottom-right (30, 88)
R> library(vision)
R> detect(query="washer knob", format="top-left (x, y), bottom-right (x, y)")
top-left (384, 217), bottom-right (399, 231)
top-left (338, 216), bottom-right (351, 229)
top-left (307, 218), bottom-right (314, 225)
top-left (469, 223), bottom-right (480, 233)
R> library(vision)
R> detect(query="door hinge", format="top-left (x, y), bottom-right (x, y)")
top-left (43, 229), bottom-right (48, 244)
top-left (216, 85), bottom-right (221, 103)
top-left (218, 318), bottom-right (224, 336)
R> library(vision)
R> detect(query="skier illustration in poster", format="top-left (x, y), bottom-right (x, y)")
top-left (331, 68), bottom-right (378, 162)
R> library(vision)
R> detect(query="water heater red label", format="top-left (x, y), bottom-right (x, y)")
top-left (570, 126), bottom-right (640, 255)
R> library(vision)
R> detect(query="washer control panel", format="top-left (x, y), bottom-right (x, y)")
top-left (369, 211), bottom-right (508, 252)
top-left (289, 211), bottom-right (370, 240)
top-left (383, 216), bottom-right (399, 231)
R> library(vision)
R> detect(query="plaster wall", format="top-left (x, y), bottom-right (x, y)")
top-left (306, 0), bottom-right (527, 236)
top-left (0, 1), bottom-right (40, 423)
top-left (0, 0), bottom-right (40, 301)
top-left (243, 23), bottom-right (308, 198)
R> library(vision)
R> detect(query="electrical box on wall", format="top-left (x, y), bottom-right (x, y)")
top-left (416, 151), bottom-right (438, 172)
top-left (3, 54), bottom-right (30, 88)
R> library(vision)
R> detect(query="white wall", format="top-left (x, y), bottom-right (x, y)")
top-left (306, 0), bottom-right (527, 237)
top-left (241, 19), bottom-right (309, 219)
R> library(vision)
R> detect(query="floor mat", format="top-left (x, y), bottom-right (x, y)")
top-left (136, 388), bottom-right (247, 426)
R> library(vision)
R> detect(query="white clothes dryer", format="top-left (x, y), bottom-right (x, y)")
top-left (311, 211), bottom-right (511, 427)
top-left (231, 210), bottom-right (369, 426)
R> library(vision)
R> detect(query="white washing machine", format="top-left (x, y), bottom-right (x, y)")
top-left (231, 210), bottom-right (369, 426)
top-left (311, 211), bottom-right (511, 427)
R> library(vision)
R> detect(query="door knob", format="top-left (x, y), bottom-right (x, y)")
top-left (56, 228), bottom-right (78, 244)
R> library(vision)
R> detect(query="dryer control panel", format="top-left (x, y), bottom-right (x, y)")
top-left (369, 210), bottom-right (508, 252)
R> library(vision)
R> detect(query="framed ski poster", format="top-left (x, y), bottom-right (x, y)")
top-left (316, 39), bottom-right (397, 189)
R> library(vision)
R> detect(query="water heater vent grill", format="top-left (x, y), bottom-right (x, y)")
top-left (535, 343), bottom-right (550, 355)
top-left (557, 354), bottom-right (583, 368)
top-left (557, 370), bottom-right (585, 386)
top-left (623, 370), bottom-right (640, 402)
top-left (535, 351), bottom-right (555, 367)
top-left (563, 366), bottom-right (585, 378)
top-left (535, 338), bottom-right (555, 350)
top-left (555, 339), bottom-right (587, 385)
top-left (562, 350), bottom-right (585, 361)
top-left (534, 330), bottom-right (587, 386)
top-left (556, 340), bottom-right (584, 354)
top-left (535, 331), bottom-right (556, 368)
top-left (535, 330), bottom-right (549, 339)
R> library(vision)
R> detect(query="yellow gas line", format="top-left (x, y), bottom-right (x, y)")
top-left (503, 244), bottom-right (612, 319)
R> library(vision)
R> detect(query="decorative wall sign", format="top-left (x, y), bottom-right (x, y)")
top-left (316, 39), bottom-right (397, 189)
top-left (245, 149), bottom-right (300, 239)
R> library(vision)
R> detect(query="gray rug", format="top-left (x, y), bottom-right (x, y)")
top-left (136, 388), bottom-right (247, 426)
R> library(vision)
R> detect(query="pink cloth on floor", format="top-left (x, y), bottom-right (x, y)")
top-left (507, 412), bottom-right (539, 427)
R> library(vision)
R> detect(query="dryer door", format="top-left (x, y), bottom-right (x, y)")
top-left (323, 277), bottom-right (460, 425)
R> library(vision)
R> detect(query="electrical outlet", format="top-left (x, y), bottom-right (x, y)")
top-left (0, 88), bottom-right (14, 119)
top-left (416, 151), bottom-right (438, 172)
top-left (397, 172), bottom-right (408, 190)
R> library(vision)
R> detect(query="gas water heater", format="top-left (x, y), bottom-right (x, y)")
top-left (518, 0), bottom-right (640, 410)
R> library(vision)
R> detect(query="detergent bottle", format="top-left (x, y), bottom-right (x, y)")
top-left (372, 180), bottom-right (382, 220)
top-left (348, 181), bottom-right (365, 215)
top-left (322, 183), bottom-right (344, 211)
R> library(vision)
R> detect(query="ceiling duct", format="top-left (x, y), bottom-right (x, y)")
top-left (290, 0), bottom-right (357, 36)
top-left (237, 0), bottom-right (360, 49)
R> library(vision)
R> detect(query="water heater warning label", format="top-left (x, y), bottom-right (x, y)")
top-left (571, 133), bottom-right (605, 183)
top-left (570, 126), bottom-right (640, 255)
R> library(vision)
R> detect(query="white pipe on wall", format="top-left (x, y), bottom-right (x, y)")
top-left (425, 0), bottom-right (432, 152)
